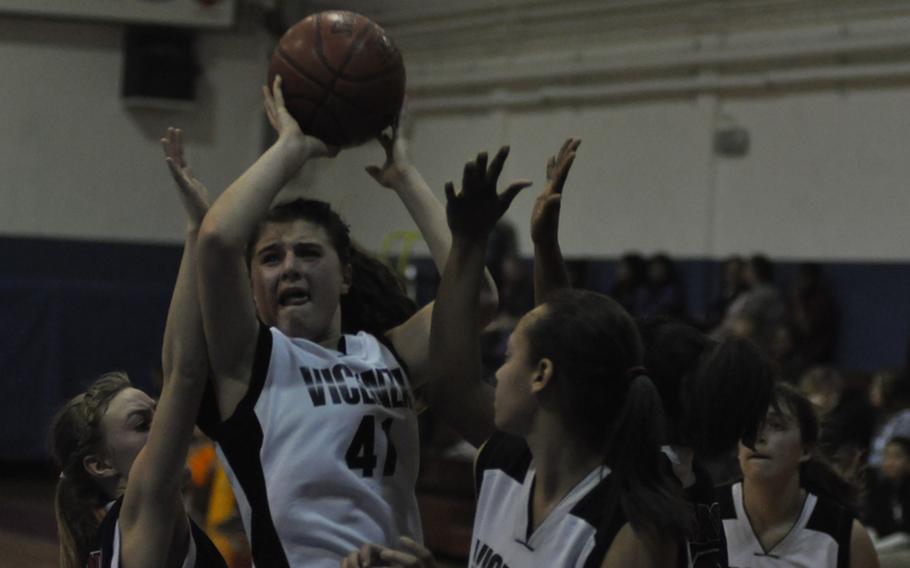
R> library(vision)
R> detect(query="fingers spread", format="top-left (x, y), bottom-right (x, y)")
top-left (501, 180), bottom-right (532, 208)
top-left (486, 145), bottom-right (510, 186)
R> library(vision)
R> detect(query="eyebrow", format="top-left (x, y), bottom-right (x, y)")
top-left (124, 406), bottom-right (153, 423)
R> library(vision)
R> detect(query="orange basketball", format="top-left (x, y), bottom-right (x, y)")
top-left (268, 11), bottom-right (406, 148)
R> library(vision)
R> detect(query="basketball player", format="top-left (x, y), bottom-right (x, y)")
top-left (48, 129), bottom-right (225, 568)
top-left (719, 383), bottom-right (879, 567)
top-left (530, 138), bottom-right (777, 568)
top-left (191, 76), bottom-right (502, 567)
top-left (349, 141), bottom-right (688, 567)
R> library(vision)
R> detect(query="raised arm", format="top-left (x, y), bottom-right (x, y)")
top-left (530, 138), bottom-right (580, 305)
top-left (196, 76), bottom-right (336, 419)
top-left (371, 131), bottom-right (498, 390)
top-left (429, 146), bottom-right (530, 447)
top-left (117, 128), bottom-right (211, 568)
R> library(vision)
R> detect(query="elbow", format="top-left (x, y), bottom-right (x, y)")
top-left (197, 216), bottom-right (246, 262)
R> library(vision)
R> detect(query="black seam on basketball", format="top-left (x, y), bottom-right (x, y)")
top-left (276, 46), bottom-right (331, 91)
top-left (314, 17), bottom-right (375, 109)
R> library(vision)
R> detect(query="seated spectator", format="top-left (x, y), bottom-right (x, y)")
top-left (800, 366), bottom-right (876, 477)
top-left (609, 252), bottom-right (647, 316)
top-left (713, 254), bottom-right (786, 354)
top-left (640, 253), bottom-right (687, 319)
top-left (704, 255), bottom-right (747, 331)
top-left (866, 437), bottom-right (910, 538)
top-left (870, 370), bottom-right (910, 470)
top-left (771, 322), bottom-right (810, 385)
top-left (790, 262), bottom-right (840, 365)
top-left (866, 437), bottom-right (910, 567)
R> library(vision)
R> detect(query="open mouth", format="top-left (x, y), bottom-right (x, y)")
top-left (279, 288), bottom-right (311, 306)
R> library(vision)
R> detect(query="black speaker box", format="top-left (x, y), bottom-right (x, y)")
top-left (122, 26), bottom-right (198, 103)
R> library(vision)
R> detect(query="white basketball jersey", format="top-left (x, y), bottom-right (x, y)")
top-left (201, 327), bottom-right (422, 568)
top-left (470, 432), bottom-right (625, 568)
top-left (719, 482), bottom-right (853, 568)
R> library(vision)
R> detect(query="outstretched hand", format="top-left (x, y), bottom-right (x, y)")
top-left (445, 146), bottom-right (531, 241)
top-left (262, 75), bottom-right (339, 159)
top-left (340, 537), bottom-right (436, 568)
top-left (161, 127), bottom-right (209, 229)
top-left (365, 130), bottom-right (415, 190)
top-left (531, 137), bottom-right (580, 244)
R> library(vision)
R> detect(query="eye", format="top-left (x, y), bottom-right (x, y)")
top-left (260, 251), bottom-right (281, 265)
top-left (295, 244), bottom-right (322, 259)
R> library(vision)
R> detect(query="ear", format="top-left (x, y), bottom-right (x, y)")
top-left (340, 263), bottom-right (352, 295)
top-left (83, 454), bottom-right (117, 481)
top-left (530, 358), bottom-right (555, 395)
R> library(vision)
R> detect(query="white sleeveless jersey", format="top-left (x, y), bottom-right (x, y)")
top-left (719, 482), bottom-right (853, 568)
top-left (199, 327), bottom-right (422, 568)
top-left (470, 432), bottom-right (625, 568)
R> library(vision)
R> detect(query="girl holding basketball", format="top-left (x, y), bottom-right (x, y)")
top-left (49, 130), bottom-right (225, 568)
top-left (719, 383), bottom-right (879, 568)
top-left (192, 76), bottom-right (505, 567)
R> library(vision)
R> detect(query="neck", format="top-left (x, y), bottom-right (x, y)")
top-left (742, 472), bottom-right (804, 530)
top-left (526, 418), bottom-right (603, 504)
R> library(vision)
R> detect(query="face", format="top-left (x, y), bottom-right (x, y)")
top-left (493, 307), bottom-right (545, 435)
top-left (250, 219), bottom-right (351, 342)
top-left (883, 442), bottom-right (910, 482)
top-left (96, 388), bottom-right (156, 483)
top-left (739, 402), bottom-right (809, 483)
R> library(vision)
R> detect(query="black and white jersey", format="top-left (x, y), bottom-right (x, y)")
top-left (470, 432), bottom-right (626, 568)
top-left (718, 482), bottom-right (854, 568)
top-left (198, 327), bottom-right (422, 568)
top-left (87, 498), bottom-right (226, 568)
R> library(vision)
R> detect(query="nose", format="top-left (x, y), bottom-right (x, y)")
top-left (280, 254), bottom-right (302, 280)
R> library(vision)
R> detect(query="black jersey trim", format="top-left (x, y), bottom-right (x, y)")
top-left (474, 431), bottom-right (532, 495)
top-left (196, 324), bottom-right (273, 438)
top-left (716, 481), bottom-right (738, 520)
top-left (805, 496), bottom-right (854, 568)
top-left (210, 325), bottom-right (289, 568)
top-left (93, 497), bottom-right (227, 568)
top-left (377, 332), bottom-right (412, 382)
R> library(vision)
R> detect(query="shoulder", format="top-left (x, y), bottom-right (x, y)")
top-left (715, 480), bottom-right (739, 519)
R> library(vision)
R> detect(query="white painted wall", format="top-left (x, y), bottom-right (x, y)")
top-left (0, 15), bottom-right (268, 244)
top-left (3, 4), bottom-right (910, 262)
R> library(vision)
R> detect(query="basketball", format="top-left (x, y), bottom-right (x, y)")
top-left (268, 11), bottom-right (406, 148)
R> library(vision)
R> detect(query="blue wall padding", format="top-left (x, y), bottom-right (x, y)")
top-left (2, 236), bottom-right (908, 459)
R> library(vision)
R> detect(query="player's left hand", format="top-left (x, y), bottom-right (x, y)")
top-left (531, 137), bottom-right (580, 244)
top-left (445, 145), bottom-right (531, 242)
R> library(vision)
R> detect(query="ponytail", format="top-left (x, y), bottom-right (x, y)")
top-left (607, 374), bottom-right (690, 540)
top-left (526, 291), bottom-right (689, 539)
top-left (340, 244), bottom-right (417, 337)
top-left (55, 474), bottom-right (107, 568)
